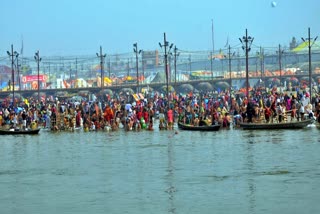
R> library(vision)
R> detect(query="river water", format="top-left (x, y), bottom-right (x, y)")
top-left (0, 124), bottom-right (319, 214)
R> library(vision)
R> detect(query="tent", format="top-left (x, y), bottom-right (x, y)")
top-left (196, 82), bottom-right (213, 91)
top-left (177, 84), bottom-right (194, 93)
top-left (292, 41), bottom-right (320, 53)
top-left (215, 81), bottom-right (230, 90)
top-left (120, 88), bottom-right (134, 95)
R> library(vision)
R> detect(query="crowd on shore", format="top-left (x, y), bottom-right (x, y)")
top-left (0, 88), bottom-right (320, 132)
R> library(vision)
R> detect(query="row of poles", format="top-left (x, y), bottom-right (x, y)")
top-left (6, 28), bottom-right (318, 106)
top-left (7, 46), bottom-right (41, 106)
top-left (97, 32), bottom-right (179, 104)
top-left (239, 28), bottom-right (317, 100)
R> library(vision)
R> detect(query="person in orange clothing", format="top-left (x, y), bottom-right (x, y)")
top-left (104, 104), bottom-right (114, 124)
top-left (0, 111), bottom-right (3, 127)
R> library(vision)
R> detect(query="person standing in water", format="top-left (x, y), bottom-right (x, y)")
top-left (167, 107), bottom-right (174, 130)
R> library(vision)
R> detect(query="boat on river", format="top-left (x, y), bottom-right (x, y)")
top-left (178, 121), bottom-right (221, 131)
top-left (0, 128), bottom-right (41, 135)
top-left (239, 119), bottom-right (313, 130)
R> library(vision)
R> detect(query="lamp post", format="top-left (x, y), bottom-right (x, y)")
top-left (34, 50), bottom-right (42, 103)
top-left (239, 29), bottom-right (254, 98)
top-left (16, 56), bottom-right (21, 91)
top-left (133, 43), bottom-right (142, 93)
top-left (210, 52), bottom-right (214, 81)
top-left (257, 46), bottom-right (265, 85)
top-left (141, 55), bottom-right (145, 81)
top-left (7, 45), bottom-right (19, 107)
top-left (173, 46), bottom-right (179, 87)
top-left (96, 46), bottom-right (106, 89)
top-left (75, 58), bottom-right (78, 84)
top-left (188, 54), bottom-right (192, 75)
top-left (159, 32), bottom-right (173, 106)
top-left (302, 27), bottom-right (318, 103)
top-left (227, 45), bottom-right (235, 92)
top-left (108, 57), bottom-right (111, 79)
top-left (227, 45), bottom-right (235, 107)
top-left (277, 44), bottom-right (284, 88)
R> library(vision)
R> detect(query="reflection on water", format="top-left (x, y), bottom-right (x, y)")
top-left (166, 140), bottom-right (176, 214)
top-left (0, 126), bottom-right (320, 214)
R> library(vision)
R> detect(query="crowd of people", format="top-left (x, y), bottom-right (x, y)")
top-left (0, 87), bottom-right (320, 132)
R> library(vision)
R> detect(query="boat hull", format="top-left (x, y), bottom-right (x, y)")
top-left (178, 122), bottom-right (220, 131)
top-left (0, 128), bottom-right (41, 135)
top-left (239, 119), bottom-right (313, 130)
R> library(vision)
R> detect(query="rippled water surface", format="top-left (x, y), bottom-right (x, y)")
top-left (1, 124), bottom-right (320, 214)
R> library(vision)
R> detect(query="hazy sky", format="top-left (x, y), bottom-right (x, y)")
top-left (1, 0), bottom-right (319, 56)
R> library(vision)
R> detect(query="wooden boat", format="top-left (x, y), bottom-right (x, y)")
top-left (178, 121), bottom-right (221, 131)
top-left (239, 119), bottom-right (313, 130)
top-left (0, 128), bottom-right (41, 135)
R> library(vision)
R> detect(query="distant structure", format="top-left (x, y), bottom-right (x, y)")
top-left (142, 50), bottom-right (159, 68)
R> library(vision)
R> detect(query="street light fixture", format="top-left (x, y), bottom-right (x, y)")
top-left (227, 45), bottom-right (235, 106)
top-left (34, 50), bottom-right (42, 103)
top-left (133, 43), bottom-right (142, 93)
top-left (302, 27), bottom-right (318, 102)
top-left (256, 47), bottom-right (265, 86)
top-left (159, 32), bottom-right (174, 107)
top-left (7, 44), bottom-right (19, 107)
top-left (96, 46), bottom-right (106, 89)
top-left (239, 29), bottom-right (254, 98)
top-left (276, 44), bottom-right (284, 88)
top-left (173, 46), bottom-right (179, 87)
top-left (15, 56), bottom-right (21, 91)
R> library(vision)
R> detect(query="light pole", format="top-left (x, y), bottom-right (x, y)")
top-left (7, 45), bottom-right (19, 107)
top-left (133, 43), bottom-right (142, 93)
top-left (34, 50), bottom-right (42, 103)
top-left (210, 52), bottom-right (214, 81)
top-left (227, 45), bottom-right (235, 92)
top-left (227, 45), bottom-right (235, 107)
top-left (159, 32), bottom-right (173, 105)
top-left (141, 54), bottom-right (145, 81)
top-left (108, 57), bottom-right (111, 79)
top-left (257, 47), bottom-right (265, 85)
top-left (239, 29), bottom-right (254, 98)
top-left (96, 46), bottom-right (106, 89)
top-left (188, 54), bottom-right (192, 75)
top-left (277, 44), bottom-right (284, 88)
top-left (16, 56), bottom-right (21, 91)
top-left (75, 58), bottom-right (78, 84)
top-left (302, 27), bottom-right (318, 102)
top-left (173, 46), bottom-right (179, 87)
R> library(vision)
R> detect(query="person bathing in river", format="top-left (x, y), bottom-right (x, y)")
top-left (193, 108), bottom-right (200, 126)
top-left (167, 107), bottom-right (174, 130)
top-left (240, 102), bottom-right (247, 122)
top-left (246, 100), bottom-right (255, 123)
top-left (264, 105), bottom-right (272, 123)
top-left (222, 112), bottom-right (231, 127)
top-left (210, 105), bottom-right (218, 125)
top-left (158, 107), bottom-right (167, 129)
top-left (276, 102), bottom-right (284, 123)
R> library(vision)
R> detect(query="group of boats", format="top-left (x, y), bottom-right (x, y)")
top-left (177, 118), bottom-right (314, 131)
top-left (0, 118), bottom-right (315, 135)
